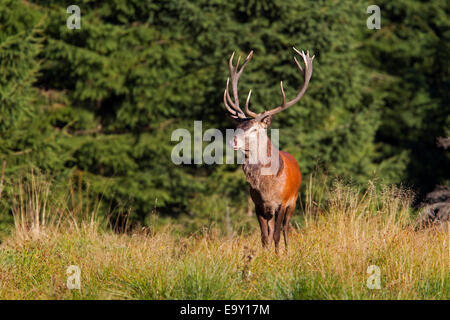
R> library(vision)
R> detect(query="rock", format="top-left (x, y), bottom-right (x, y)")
top-left (417, 185), bottom-right (450, 230)
top-left (423, 185), bottom-right (450, 204)
top-left (417, 137), bottom-right (450, 229)
top-left (417, 202), bottom-right (450, 229)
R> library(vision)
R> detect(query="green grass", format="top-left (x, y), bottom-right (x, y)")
top-left (0, 177), bottom-right (448, 299)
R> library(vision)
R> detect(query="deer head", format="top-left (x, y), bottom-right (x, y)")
top-left (224, 48), bottom-right (314, 160)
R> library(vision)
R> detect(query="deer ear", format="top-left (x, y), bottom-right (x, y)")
top-left (259, 114), bottom-right (273, 128)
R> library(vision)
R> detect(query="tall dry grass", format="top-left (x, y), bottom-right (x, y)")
top-left (9, 172), bottom-right (101, 242)
top-left (0, 174), bottom-right (448, 299)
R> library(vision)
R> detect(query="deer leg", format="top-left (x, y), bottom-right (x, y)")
top-left (274, 206), bottom-right (286, 254)
top-left (267, 217), bottom-right (275, 247)
top-left (256, 213), bottom-right (269, 248)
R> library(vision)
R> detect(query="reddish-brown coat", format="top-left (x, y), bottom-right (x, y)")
top-left (280, 151), bottom-right (302, 204)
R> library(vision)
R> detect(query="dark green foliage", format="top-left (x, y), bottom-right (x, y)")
top-left (361, 0), bottom-right (450, 197)
top-left (0, 0), bottom-right (448, 232)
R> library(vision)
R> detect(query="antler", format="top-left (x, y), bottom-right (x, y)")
top-left (262, 47), bottom-right (314, 118)
top-left (223, 51), bottom-right (257, 120)
top-left (223, 47), bottom-right (314, 121)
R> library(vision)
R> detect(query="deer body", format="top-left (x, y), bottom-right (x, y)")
top-left (239, 133), bottom-right (301, 252)
top-left (223, 47), bottom-right (314, 253)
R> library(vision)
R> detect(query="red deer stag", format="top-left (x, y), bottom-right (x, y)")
top-left (224, 48), bottom-right (314, 253)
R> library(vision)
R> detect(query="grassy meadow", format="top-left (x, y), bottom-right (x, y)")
top-left (1, 0), bottom-right (448, 302)
top-left (0, 176), bottom-right (448, 300)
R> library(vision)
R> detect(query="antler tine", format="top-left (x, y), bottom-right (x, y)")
top-left (237, 51), bottom-right (253, 77)
top-left (224, 88), bottom-right (237, 116)
top-left (225, 78), bottom-right (239, 111)
top-left (228, 51), bottom-right (236, 75)
top-left (224, 78), bottom-right (236, 108)
top-left (224, 78), bottom-right (246, 119)
top-left (262, 47), bottom-right (314, 118)
top-left (224, 50), bottom-right (257, 120)
top-left (293, 57), bottom-right (304, 75)
top-left (231, 51), bottom-right (253, 110)
top-left (280, 81), bottom-right (286, 106)
top-left (244, 90), bottom-right (258, 118)
top-left (235, 55), bottom-right (241, 72)
top-left (239, 51), bottom-right (258, 117)
top-left (227, 52), bottom-right (246, 116)
top-left (224, 78), bottom-right (247, 119)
